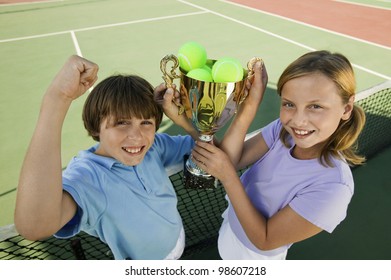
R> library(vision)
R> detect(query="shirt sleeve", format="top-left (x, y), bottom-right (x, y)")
top-left (289, 181), bottom-right (353, 233)
top-left (154, 133), bottom-right (194, 167)
top-left (55, 161), bottom-right (106, 238)
top-left (54, 204), bottom-right (83, 238)
top-left (260, 119), bottom-right (283, 149)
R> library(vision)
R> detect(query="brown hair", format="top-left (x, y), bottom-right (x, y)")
top-left (277, 50), bottom-right (366, 166)
top-left (82, 75), bottom-right (163, 141)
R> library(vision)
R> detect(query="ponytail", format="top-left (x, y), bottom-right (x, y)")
top-left (321, 104), bottom-right (366, 166)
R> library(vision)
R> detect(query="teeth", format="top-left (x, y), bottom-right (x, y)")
top-left (123, 147), bottom-right (141, 153)
top-left (294, 129), bottom-right (312, 135)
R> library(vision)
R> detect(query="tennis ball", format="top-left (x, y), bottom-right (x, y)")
top-left (178, 41), bottom-right (207, 73)
top-left (212, 57), bottom-right (244, 83)
top-left (201, 64), bottom-right (212, 74)
top-left (186, 68), bottom-right (213, 82)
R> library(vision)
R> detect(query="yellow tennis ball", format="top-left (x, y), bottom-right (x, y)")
top-left (186, 68), bottom-right (213, 82)
top-left (212, 57), bottom-right (244, 83)
top-left (201, 64), bottom-right (212, 74)
top-left (178, 41), bottom-right (207, 73)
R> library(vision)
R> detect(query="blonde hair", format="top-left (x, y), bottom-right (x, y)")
top-left (277, 50), bottom-right (366, 166)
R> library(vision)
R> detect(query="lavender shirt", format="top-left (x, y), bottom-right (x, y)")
top-left (227, 119), bottom-right (354, 256)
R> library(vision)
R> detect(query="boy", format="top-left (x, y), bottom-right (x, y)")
top-left (14, 55), bottom-right (197, 260)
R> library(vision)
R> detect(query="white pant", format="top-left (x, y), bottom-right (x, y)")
top-left (218, 217), bottom-right (287, 260)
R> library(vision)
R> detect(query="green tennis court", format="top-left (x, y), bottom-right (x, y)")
top-left (1, 0), bottom-right (390, 259)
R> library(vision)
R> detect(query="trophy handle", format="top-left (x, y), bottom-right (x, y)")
top-left (160, 54), bottom-right (185, 115)
top-left (247, 57), bottom-right (262, 76)
top-left (235, 57), bottom-right (263, 104)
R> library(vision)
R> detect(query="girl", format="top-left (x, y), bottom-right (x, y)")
top-left (191, 50), bottom-right (366, 259)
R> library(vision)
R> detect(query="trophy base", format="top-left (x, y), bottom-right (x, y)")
top-left (183, 154), bottom-right (218, 190)
top-left (183, 165), bottom-right (218, 190)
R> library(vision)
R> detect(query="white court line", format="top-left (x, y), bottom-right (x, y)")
top-left (0, 30), bottom-right (69, 43)
top-left (0, 11), bottom-right (207, 43)
top-left (1, 1), bottom-right (389, 80)
top-left (333, 0), bottom-right (391, 11)
top-left (179, 0), bottom-right (391, 80)
top-left (219, 0), bottom-right (391, 51)
top-left (70, 31), bottom-right (82, 57)
top-left (70, 31), bottom-right (95, 92)
top-left (180, 0), bottom-right (316, 51)
top-left (0, 0), bottom-right (63, 7)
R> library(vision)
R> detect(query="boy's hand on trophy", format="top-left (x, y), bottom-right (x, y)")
top-left (155, 84), bottom-right (184, 122)
top-left (153, 83), bottom-right (166, 105)
top-left (155, 83), bottom-right (198, 140)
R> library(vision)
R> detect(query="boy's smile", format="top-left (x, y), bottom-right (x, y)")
top-left (122, 146), bottom-right (143, 154)
top-left (95, 116), bottom-right (156, 166)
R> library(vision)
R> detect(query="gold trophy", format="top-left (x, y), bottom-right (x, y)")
top-left (160, 54), bottom-right (261, 190)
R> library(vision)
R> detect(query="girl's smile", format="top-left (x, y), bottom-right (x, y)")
top-left (280, 72), bottom-right (353, 160)
top-left (291, 128), bottom-right (315, 138)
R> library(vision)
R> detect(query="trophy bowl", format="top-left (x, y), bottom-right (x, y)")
top-left (160, 55), bottom-right (260, 190)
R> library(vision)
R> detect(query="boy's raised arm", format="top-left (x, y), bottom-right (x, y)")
top-left (15, 55), bottom-right (99, 240)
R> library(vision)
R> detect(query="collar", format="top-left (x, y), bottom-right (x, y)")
top-left (78, 144), bottom-right (123, 169)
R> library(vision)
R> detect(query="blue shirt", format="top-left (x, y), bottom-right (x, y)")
top-left (55, 133), bottom-right (194, 260)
